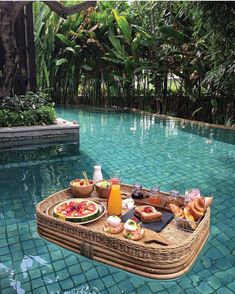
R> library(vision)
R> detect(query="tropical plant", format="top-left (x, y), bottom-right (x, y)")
top-left (0, 91), bottom-right (56, 127)
top-left (33, 1), bottom-right (235, 125)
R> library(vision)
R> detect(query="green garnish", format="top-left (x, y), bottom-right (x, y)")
top-left (128, 221), bottom-right (135, 226)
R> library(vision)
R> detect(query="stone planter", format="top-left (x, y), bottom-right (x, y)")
top-left (0, 118), bottom-right (80, 148)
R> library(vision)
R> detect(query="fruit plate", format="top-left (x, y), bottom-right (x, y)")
top-left (46, 199), bottom-right (106, 224)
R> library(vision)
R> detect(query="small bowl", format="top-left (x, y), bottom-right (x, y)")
top-left (95, 180), bottom-right (112, 198)
top-left (70, 179), bottom-right (94, 197)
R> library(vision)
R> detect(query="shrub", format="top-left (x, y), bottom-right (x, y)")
top-left (0, 91), bottom-right (56, 127)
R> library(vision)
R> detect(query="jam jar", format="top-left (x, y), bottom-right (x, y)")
top-left (148, 186), bottom-right (161, 206)
top-left (167, 190), bottom-right (180, 206)
top-left (131, 183), bottom-right (144, 200)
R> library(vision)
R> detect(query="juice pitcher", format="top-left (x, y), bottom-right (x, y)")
top-left (107, 179), bottom-right (122, 216)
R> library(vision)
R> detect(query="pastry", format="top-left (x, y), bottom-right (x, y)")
top-left (183, 207), bottom-right (197, 229)
top-left (193, 197), bottom-right (205, 213)
top-left (169, 204), bottom-right (184, 218)
top-left (187, 202), bottom-right (204, 220)
top-left (170, 196), bottom-right (212, 230)
top-left (134, 205), bottom-right (162, 222)
top-left (183, 207), bottom-right (195, 222)
top-left (103, 216), bottom-right (123, 234)
top-left (123, 219), bottom-right (144, 240)
top-left (205, 197), bottom-right (213, 209)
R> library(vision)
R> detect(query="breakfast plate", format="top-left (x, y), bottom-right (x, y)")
top-left (46, 199), bottom-right (106, 224)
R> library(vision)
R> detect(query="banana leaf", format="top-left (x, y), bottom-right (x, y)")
top-left (82, 65), bottom-right (93, 71)
top-left (102, 56), bottom-right (124, 65)
top-left (108, 30), bottom-right (127, 57)
top-left (64, 47), bottom-right (75, 53)
top-left (56, 58), bottom-right (68, 66)
top-left (112, 9), bottom-right (132, 45)
top-left (192, 107), bottom-right (203, 117)
top-left (56, 34), bottom-right (75, 47)
top-left (108, 48), bottom-right (126, 61)
top-left (159, 26), bottom-right (185, 43)
top-left (111, 74), bottom-right (130, 82)
top-left (131, 24), bottom-right (152, 39)
top-left (131, 33), bottom-right (141, 57)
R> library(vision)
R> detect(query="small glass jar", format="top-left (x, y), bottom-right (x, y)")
top-left (150, 186), bottom-right (160, 195)
top-left (149, 186), bottom-right (161, 206)
top-left (185, 188), bottom-right (200, 203)
top-left (167, 190), bottom-right (180, 206)
top-left (131, 183), bottom-right (144, 200)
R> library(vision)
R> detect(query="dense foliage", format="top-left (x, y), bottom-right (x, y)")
top-left (0, 91), bottom-right (56, 127)
top-left (34, 1), bottom-right (235, 125)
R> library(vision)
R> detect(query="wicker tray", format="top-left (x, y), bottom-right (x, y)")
top-left (36, 184), bottom-right (210, 279)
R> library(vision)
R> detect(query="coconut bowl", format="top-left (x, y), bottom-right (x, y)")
top-left (95, 180), bottom-right (112, 198)
top-left (70, 179), bottom-right (94, 197)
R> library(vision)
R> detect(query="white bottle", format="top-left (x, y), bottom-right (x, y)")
top-left (93, 166), bottom-right (103, 182)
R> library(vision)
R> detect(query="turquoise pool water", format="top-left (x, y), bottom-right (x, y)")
top-left (0, 107), bottom-right (235, 294)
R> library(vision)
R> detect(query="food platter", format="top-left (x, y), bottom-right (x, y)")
top-left (47, 199), bottom-right (106, 224)
top-left (37, 185), bottom-right (211, 279)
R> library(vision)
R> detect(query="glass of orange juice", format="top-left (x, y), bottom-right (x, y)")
top-left (107, 177), bottom-right (122, 216)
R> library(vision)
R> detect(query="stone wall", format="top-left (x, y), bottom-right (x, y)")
top-left (0, 119), bottom-right (80, 148)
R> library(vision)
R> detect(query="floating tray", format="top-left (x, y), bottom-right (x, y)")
top-left (36, 184), bottom-right (210, 279)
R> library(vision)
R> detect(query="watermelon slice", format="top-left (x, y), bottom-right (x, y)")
top-left (53, 199), bottom-right (99, 222)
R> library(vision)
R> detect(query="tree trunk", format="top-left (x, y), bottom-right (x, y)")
top-left (0, 1), bottom-right (96, 98)
top-left (0, 2), bottom-right (25, 97)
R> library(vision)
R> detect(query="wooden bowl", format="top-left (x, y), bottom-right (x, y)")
top-left (70, 179), bottom-right (94, 197)
top-left (95, 180), bottom-right (111, 198)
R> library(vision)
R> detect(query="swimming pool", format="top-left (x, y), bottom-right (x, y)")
top-left (0, 107), bottom-right (234, 294)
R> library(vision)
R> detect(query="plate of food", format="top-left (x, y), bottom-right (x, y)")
top-left (121, 205), bottom-right (174, 233)
top-left (47, 199), bottom-right (106, 224)
top-left (102, 216), bottom-right (145, 241)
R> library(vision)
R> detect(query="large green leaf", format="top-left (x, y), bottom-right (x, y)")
top-left (64, 47), bottom-right (75, 53)
top-left (131, 24), bottom-right (152, 39)
top-left (111, 74), bottom-right (129, 82)
top-left (112, 9), bottom-right (132, 45)
top-left (131, 33), bottom-right (141, 57)
top-left (192, 107), bottom-right (203, 117)
top-left (55, 58), bottom-right (68, 66)
top-left (108, 48), bottom-right (126, 61)
top-left (108, 30), bottom-right (127, 57)
top-left (159, 26), bottom-right (185, 43)
top-left (56, 34), bottom-right (75, 47)
top-left (134, 66), bottom-right (153, 74)
top-left (211, 99), bottom-right (218, 115)
top-left (82, 65), bottom-right (93, 71)
top-left (102, 56), bottom-right (124, 65)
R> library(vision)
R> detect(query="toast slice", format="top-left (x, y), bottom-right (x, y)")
top-left (134, 205), bottom-right (162, 222)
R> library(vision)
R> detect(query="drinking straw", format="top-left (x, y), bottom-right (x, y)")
top-left (82, 171), bottom-right (89, 185)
